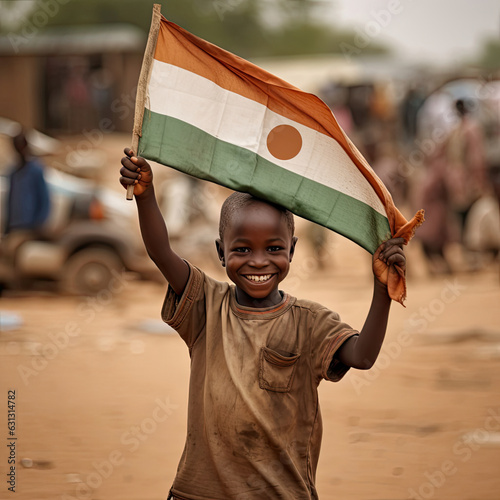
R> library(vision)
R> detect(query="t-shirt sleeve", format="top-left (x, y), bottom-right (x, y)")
top-left (161, 262), bottom-right (206, 348)
top-left (311, 307), bottom-right (359, 382)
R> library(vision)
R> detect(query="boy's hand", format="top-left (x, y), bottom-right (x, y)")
top-left (120, 148), bottom-right (153, 197)
top-left (372, 237), bottom-right (406, 287)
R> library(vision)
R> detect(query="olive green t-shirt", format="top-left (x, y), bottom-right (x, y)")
top-left (162, 262), bottom-right (358, 500)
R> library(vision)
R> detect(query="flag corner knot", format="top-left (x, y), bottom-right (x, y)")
top-left (394, 208), bottom-right (425, 244)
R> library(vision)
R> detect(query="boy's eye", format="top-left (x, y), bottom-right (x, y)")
top-left (268, 246), bottom-right (284, 252)
top-left (234, 247), bottom-right (250, 253)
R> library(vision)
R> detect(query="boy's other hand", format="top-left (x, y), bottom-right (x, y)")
top-left (120, 148), bottom-right (153, 197)
top-left (372, 237), bottom-right (406, 287)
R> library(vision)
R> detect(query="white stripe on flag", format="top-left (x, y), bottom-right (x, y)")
top-left (148, 60), bottom-right (386, 216)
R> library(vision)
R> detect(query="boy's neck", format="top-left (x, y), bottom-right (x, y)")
top-left (234, 286), bottom-right (283, 308)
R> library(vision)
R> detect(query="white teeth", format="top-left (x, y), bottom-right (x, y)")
top-left (246, 274), bottom-right (272, 282)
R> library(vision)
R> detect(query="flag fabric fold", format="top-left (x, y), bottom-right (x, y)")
top-left (134, 11), bottom-right (424, 305)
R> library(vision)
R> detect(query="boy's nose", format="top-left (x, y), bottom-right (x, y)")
top-left (249, 251), bottom-right (270, 268)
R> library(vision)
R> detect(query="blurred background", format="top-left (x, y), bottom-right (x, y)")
top-left (0, 1), bottom-right (499, 499)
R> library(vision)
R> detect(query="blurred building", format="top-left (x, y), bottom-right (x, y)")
top-left (0, 24), bottom-right (145, 134)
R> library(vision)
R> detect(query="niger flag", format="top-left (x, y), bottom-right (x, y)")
top-left (132, 6), bottom-right (424, 304)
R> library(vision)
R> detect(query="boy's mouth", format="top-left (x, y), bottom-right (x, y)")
top-left (243, 274), bottom-right (274, 283)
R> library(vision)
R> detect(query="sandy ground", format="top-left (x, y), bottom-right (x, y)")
top-left (1, 134), bottom-right (500, 499)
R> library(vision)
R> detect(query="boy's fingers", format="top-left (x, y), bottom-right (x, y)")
top-left (130, 155), bottom-right (149, 170)
top-left (378, 244), bottom-right (406, 267)
top-left (120, 165), bottom-right (141, 179)
top-left (386, 252), bottom-right (406, 265)
top-left (378, 238), bottom-right (406, 258)
top-left (385, 237), bottom-right (406, 247)
top-left (375, 237), bottom-right (405, 254)
top-left (387, 255), bottom-right (406, 269)
top-left (122, 150), bottom-right (149, 171)
top-left (381, 245), bottom-right (404, 259)
top-left (119, 175), bottom-right (138, 186)
top-left (121, 156), bottom-right (138, 173)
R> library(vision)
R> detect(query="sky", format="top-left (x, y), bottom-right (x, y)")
top-left (324, 0), bottom-right (500, 65)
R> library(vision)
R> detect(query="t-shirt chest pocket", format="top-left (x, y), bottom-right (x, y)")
top-left (259, 346), bottom-right (300, 393)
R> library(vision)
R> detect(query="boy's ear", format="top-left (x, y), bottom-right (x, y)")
top-left (289, 236), bottom-right (298, 262)
top-left (215, 238), bottom-right (225, 267)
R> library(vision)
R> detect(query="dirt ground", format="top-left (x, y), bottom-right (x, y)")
top-left (1, 135), bottom-right (500, 499)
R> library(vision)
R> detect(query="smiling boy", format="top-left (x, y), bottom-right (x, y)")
top-left (120, 148), bottom-right (406, 500)
top-left (215, 193), bottom-right (297, 308)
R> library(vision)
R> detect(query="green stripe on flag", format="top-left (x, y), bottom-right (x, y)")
top-left (139, 110), bottom-right (391, 253)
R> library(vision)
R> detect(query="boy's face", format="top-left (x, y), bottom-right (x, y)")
top-left (216, 201), bottom-right (297, 308)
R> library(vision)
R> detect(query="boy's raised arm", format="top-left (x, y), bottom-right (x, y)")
top-left (120, 148), bottom-right (189, 295)
top-left (334, 238), bottom-right (406, 370)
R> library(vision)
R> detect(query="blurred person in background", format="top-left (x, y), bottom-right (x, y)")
top-left (445, 98), bottom-right (487, 239)
top-left (370, 82), bottom-right (396, 126)
top-left (464, 164), bottom-right (500, 265)
top-left (400, 84), bottom-right (426, 144)
top-left (414, 149), bottom-right (454, 275)
top-left (320, 82), bottom-right (355, 136)
top-left (372, 141), bottom-right (407, 209)
top-left (1, 128), bottom-right (51, 259)
top-left (416, 88), bottom-right (457, 142)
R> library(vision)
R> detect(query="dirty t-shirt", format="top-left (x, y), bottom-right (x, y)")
top-left (162, 263), bottom-right (358, 500)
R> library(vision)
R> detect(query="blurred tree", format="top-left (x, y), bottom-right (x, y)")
top-left (0, 0), bottom-right (388, 58)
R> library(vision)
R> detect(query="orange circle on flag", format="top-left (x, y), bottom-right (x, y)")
top-left (267, 125), bottom-right (303, 161)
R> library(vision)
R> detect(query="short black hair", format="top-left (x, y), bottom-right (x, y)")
top-left (219, 192), bottom-right (295, 241)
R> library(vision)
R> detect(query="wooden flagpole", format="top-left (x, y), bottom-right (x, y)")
top-left (127, 3), bottom-right (162, 200)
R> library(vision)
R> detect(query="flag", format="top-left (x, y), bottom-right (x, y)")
top-left (133, 7), bottom-right (424, 304)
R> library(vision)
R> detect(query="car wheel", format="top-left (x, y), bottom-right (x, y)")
top-left (61, 248), bottom-right (123, 295)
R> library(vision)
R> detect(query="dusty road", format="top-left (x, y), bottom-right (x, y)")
top-left (1, 233), bottom-right (499, 500)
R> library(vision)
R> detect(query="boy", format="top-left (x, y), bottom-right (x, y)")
top-left (120, 148), bottom-right (406, 500)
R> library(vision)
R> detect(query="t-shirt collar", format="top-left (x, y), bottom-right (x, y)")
top-left (229, 287), bottom-right (295, 319)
